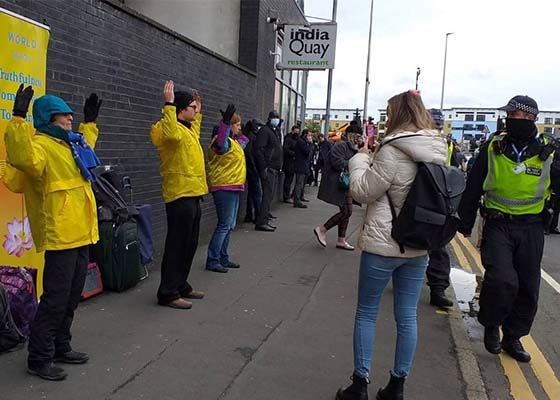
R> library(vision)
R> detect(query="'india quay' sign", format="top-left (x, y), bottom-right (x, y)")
top-left (280, 23), bottom-right (337, 70)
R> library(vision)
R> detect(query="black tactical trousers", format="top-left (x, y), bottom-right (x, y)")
top-left (478, 219), bottom-right (543, 339)
top-left (426, 247), bottom-right (451, 292)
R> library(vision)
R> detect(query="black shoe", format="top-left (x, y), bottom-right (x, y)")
top-left (336, 373), bottom-right (369, 400)
top-left (28, 362), bottom-right (68, 381)
top-left (206, 266), bottom-right (229, 273)
top-left (267, 222), bottom-right (278, 229)
top-left (484, 326), bottom-right (502, 354)
top-left (268, 213), bottom-right (277, 220)
top-left (224, 261), bottom-right (240, 269)
top-left (54, 350), bottom-right (89, 364)
top-left (502, 338), bottom-right (531, 362)
top-left (301, 198), bottom-right (310, 202)
top-left (430, 290), bottom-right (453, 308)
top-left (255, 224), bottom-right (275, 232)
top-left (294, 202), bottom-right (308, 208)
top-left (376, 374), bottom-right (404, 400)
top-left (550, 229), bottom-right (560, 234)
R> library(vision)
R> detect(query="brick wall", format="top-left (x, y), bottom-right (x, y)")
top-left (0, 0), bottom-right (260, 255)
top-left (0, 0), bottom-right (305, 256)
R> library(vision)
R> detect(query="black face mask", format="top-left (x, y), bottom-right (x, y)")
top-left (506, 118), bottom-right (536, 142)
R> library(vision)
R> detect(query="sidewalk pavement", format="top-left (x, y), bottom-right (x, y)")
top-left (0, 187), bottom-right (481, 400)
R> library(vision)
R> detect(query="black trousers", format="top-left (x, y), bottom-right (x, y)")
top-left (256, 169), bottom-right (278, 226)
top-left (28, 246), bottom-right (88, 367)
top-left (549, 191), bottom-right (560, 231)
top-left (245, 174), bottom-right (262, 220)
top-left (426, 247), bottom-right (450, 291)
top-left (478, 219), bottom-right (544, 339)
top-left (293, 173), bottom-right (306, 204)
top-left (157, 197), bottom-right (201, 304)
top-left (283, 170), bottom-right (294, 201)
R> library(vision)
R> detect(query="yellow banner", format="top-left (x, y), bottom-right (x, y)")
top-left (0, 8), bottom-right (50, 295)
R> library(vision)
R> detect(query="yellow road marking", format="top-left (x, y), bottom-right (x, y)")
top-left (521, 336), bottom-right (560, 400)
top-left (449, 238), bottom-right (473, 273)
top-left (499, 353), bottom-right (537, 399)
top-left (455, 234), bottom-right (560, 399)
top-left (456, 234), bottom-right (486, 274)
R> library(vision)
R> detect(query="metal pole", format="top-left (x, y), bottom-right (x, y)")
top-left (440, 32), bottom-right (453, 111)
top-left (363, 0), bottom-right (374, 132)
top-left (300, 70), bottom-right (308, 127)
top-left (415, 67), bottom-right (421, 90)
top-left (324, 0), bottom-right (338, 135)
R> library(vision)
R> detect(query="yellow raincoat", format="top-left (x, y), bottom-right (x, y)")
top-left (3, 117), bottom-right (99, 252)
top-left (150, 105), bottom-right (208, 202)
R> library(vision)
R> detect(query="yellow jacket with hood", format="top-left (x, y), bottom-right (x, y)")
top-left (4, 117), bottom-right (99, 252)
top-left (150, 105), bottom-right (208, 202)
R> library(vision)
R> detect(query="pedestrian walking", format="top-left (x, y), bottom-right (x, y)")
top-left (458, 95), bottom-right (554, 363)
top-left (313, 131), bottom-right (358, 251)
top-left (253, 111), bottom-right (283, 232)
top-left (4, 85), bottom-right (102, 381)
top-left (293, 129), bottom-right (313, 208)
top-left (282, 125), bottom-right (300, 203)
top-left (151, 80), bottom-right (206, 310)
top-left (205, 105), bottom-right (248, 273)
top-left (335, 90), bottom-right (447, 400)
top-left (243, 119), bottom-right (263, 223)
top-left (546, 151), bottom-right (560, 234)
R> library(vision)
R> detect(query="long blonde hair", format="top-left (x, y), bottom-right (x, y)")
top-left (385, 90), bottom-right (435, 135)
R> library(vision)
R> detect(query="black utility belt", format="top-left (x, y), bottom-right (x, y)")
top-left (481, 208), bottom-right (542, 223)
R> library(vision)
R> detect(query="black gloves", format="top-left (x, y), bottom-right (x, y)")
top-left (220, 103), bottom-right (236, 125)
top-left (12, 84), bottom-right (34, 118)
top-left (84, 93), bottom-right (102, 123)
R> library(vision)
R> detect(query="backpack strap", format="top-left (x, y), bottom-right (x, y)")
top-left (386, 192), bottom-right (405, 254)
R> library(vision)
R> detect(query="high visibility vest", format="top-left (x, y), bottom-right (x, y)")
top-left (483, 136), bottom-right (552, 215)
top-left (447, 141), bottom-right (454, 166)
top-left (208, 136), bottom-right (246, 188)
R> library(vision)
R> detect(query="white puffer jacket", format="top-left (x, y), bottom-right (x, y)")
top-left (349, 130), bottom-right (448, 258)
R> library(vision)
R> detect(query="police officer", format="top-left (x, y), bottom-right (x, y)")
top-left (458, 96), bottom-right (553, 362)
top-left (427, 109), bottom-right (458, 307)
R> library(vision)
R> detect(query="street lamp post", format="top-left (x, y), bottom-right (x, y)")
top-left (363, 0), bottom-right (375, 131)
top-left (439, 32), bottom-right (454, 111)
top-left (415, 67), bottom-right (421, 90)
top-left (324, 0), bottom-right (338, 135)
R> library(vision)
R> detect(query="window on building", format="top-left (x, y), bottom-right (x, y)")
top-left (544, 127), bottom-right (553, 133)
top-left (464, 114), bottom-right (474, 121)
top-left (380, 115), bottom-right (386, 122)
top-left (334, 114), bottom-right (338, 119)
top-left (476, 114), bottom-right (486, 121)
top-left (555, 118), bottom-right (560, 125)
top-left (545, 117), bottom-right (553, 124)
top-left (345, 115), bottom-right (349, 119)
top-left (476, 124), bottom-right (485, 131)
top-left (313, 113), bottom-right (320, 120)
top-left (322, 114), bottom-right (326, 119)
top-left (449, 114), bottom-right (452, 119)
top-left (463, 124), bottom-right (474, 130)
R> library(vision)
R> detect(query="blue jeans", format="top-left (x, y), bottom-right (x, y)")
top-left (353, 251), bottom-right (428, 379)
top-left (206, 191), bottom-right (240, 267)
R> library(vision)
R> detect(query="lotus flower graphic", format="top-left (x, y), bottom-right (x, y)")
top-left (2, 217), bottom-right (34, 257)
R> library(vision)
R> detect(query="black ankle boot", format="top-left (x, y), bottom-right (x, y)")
top-left (336, 373), bottom-right (369, 400)
top-left (376, 374), bottom-right (404, 400)
top-left (430, 290), bottom-right (453, 308)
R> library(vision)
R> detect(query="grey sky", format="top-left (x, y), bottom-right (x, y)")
top-left (304, 0), bottom-right (560, 117)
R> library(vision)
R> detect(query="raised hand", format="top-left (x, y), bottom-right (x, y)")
top-left (220, 104), bottom-right (236, 124)
top-left (192, 89), bottom-right (201, 113)
top-left (163, 80), bottom-right (174, 103)
top-left (83, 93), bottom-right (102, 123)
top-left (12, 84), bottom-right (34, 118)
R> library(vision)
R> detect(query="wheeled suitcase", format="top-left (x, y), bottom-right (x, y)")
top-left (93, 220), bottom-right (141, 292)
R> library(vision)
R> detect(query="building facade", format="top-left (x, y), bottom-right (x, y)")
top-left (305, 107), bottom-right (363, 132)
top-left (0, 0), bottom-right (308, 252)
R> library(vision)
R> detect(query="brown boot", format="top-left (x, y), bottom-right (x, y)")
top-left (184, 290), bottom-right (205, 300)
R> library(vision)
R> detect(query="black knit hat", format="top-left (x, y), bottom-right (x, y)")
top-left (174, 89), bottom-right (195, 112)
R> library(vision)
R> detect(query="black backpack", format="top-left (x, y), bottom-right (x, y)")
top-left (382, 136), bottom-right (466, 253)
top-left (0, 283), bottom-right (25, 353)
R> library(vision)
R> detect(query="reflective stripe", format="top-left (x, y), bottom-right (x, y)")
top-left (537, 156), bottom-right (552, 198)
top-left (486, 192), bottom-right (543, 206)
